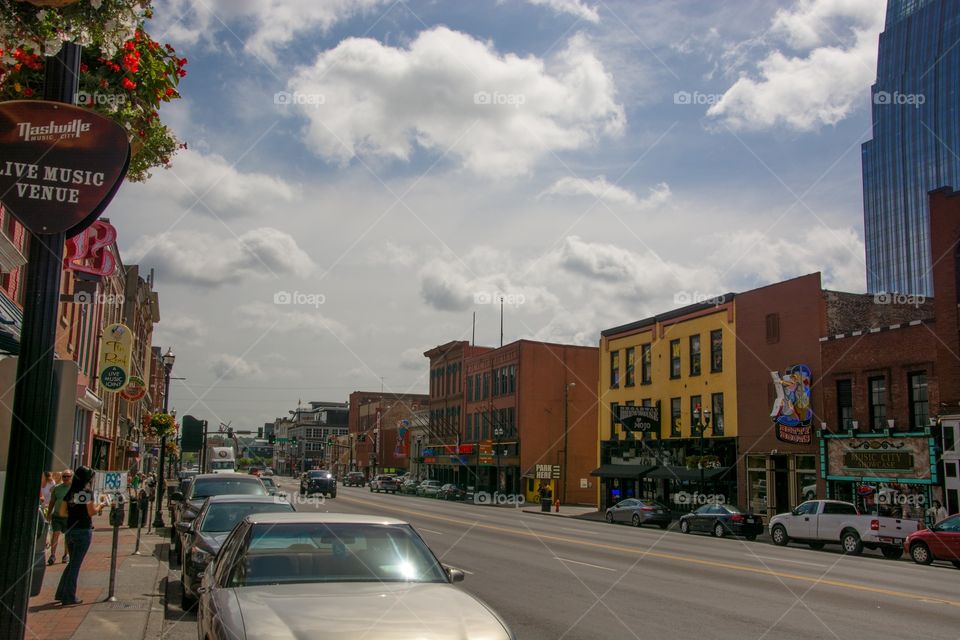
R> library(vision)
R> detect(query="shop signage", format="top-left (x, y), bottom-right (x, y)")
top-left (119, 375), bottom-right (146, 401)
top-left (98, 323), bottom-right (132, 391)
top-left (0, 101), bottom-right (130, 236)
top-left (617, 404), bottom-right (660, 432)
top-left (535, 464), bottom-right (561, 479)
top-left (843, 451), bottom-right (914, 471)
top-left (770, 364), bottom-right (813, 444)
top-left (479, 442), bottom-right (494, 465)
top-left (64, 220), bottom-right (117, 276)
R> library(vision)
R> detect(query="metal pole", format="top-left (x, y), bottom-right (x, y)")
top-left (0, 42), bottom-right (81, 640)
top-left (152, 364), bottom-right (172, 528)
top-left (133, 489), bottom-right (145, 555)
top-left (562, 383), bottom-right (569, 505)
top-left (699, 418), bottom-right (705, 495)
top-left (107, 496), bottom-right (122, 601)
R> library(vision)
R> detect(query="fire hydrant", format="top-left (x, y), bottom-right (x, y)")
top-left (554, 498), bottom-right (560, 512)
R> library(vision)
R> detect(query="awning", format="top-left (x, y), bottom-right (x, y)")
top-left (590, 464), bottom-right (657, 479)
top-left (0, 290), bottom-right (23, 355)
top-left (646, 465), bottom-right (733, 482)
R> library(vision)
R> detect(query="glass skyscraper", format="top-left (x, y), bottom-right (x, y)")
top-left (862, 0), bottom-right (960, 296)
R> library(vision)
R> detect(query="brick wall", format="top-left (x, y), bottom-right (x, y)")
top-left (929, 187), bottom-right (960, 407)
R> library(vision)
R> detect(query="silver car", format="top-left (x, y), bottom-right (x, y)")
top-left (604, 498), bottom-right (672, 529)
top-left (196, 512), bottom-right (514, 640)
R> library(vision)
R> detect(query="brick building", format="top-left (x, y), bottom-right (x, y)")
top-left (348, 391), bottom-right (428, 478)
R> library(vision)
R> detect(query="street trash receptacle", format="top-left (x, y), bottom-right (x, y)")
top-left (541, 498), bottom-right (551, 512)
top-left (127, 499), bottom-right (140, 527)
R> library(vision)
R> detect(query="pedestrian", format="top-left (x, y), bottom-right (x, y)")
top-left (40, 471), bottom-right (56, 507)
top-left (928, 500), bottom-right (948, 524)
top-left (46, 469), bottom-right (73, 565)
top-left (54, 466), bottom-right (104, 606)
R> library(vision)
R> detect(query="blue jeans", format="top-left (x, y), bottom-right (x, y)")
top-left (55, 528), bottom-right (92, 603)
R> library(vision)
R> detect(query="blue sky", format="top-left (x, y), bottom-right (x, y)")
top-left (112, 0), bottom-right (886, 427)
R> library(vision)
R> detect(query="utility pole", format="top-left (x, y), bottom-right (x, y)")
top-left (562, 382), bottom-right (575, 505)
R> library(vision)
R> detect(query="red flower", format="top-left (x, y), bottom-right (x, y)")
top-left (122, 78), bottom-right (136, 90)
top-left (23, 87), bottom-right (33, 97)
top-left (80, 63), bottom-right (89, 73)
top-left (124, 41), bottom-right (136, 51)
top-left (179, 58), bottom-right (188, 66)
top-left (165, 87), bottom-right (175, 96)
top-left (178, 69), bottom-right (187, 77)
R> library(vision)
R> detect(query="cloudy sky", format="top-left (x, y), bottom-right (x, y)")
top-left (115, 0), bottom-right (885, 428)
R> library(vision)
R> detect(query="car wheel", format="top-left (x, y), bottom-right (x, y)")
top-left (840, 531), bottom-right (863, 556)
top-left (951, 560), bottom-right (960, 569)
top-left (181, 588), bottom-right (196, 611)
top-left (910, 542), bottom-right (933, 565)
top-left (808, 542), bottom-right (825, 550)
top-left (771, 524), bottom-right (789, 546)
top-left (745, 534), bottom-right (757, 541)
top-left (659, 522), bottom-right (670, 530)
top-left (713, 522), bottom-right (726, 538)
top-left (632, 514), bottom-right (641, 527)
top-left (605, 512), bottom-right (614, 523)
top-left (680, 519), bottom-right (690, 534)
top-left (881, 546), bottom-right (903, 560)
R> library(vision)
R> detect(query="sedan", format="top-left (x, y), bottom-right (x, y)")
top-left (260, 476), bottom-right (285, 498)
top-left (177, 495), bottom-right (294, 609)
top-left (400, 479), bottom-right (420, 494)
top-left (906, 513), bottom-right (960, 568)
top-left (436, 484), bottom-right (466, 501)
top-left (196, 513), bottom-right (514, 639)
top-left (370, 474), bottom-right (399, 494)
top-left (417, 480), bottom-right (442, 497)
top-left (604, 499), bottom-right (671, 529)
top-left (679, 503), bottom-right (763, 540)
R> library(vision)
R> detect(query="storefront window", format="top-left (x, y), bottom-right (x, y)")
top-left (837, 379), bottom-right (853, 429)
top-left (670, 398), bottom-right (681, 437)
top-left (869, 376), bottom-right (887, 430)
top-left (711, 393), bottom-right (724, 436)
top-left (747, 455), bottom-right (766, 514)
top-left (710, 330), bottom-right (723, 372)
top-left (625, 347), bottom-right (635, 387)
top-left (610, 350), bottom-right (620, 388)
top-left (908, 372), bottom-right (928, 429)
top-left (670, 340), bottom-right (681, 379)
top-left (689, 334), bottom-right (701, 376)
top-left (796, 455), bottom-right (817, 502)
top-left (641, 344), bottom-right (651, 384)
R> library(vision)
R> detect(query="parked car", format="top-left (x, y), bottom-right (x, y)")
top-left (344, 471), bottom-right (366, 487)
top-left (400, 479), bottom-right (421, 494)
top-left (259, 476), bottom-right (285, 498)
top-left (300, 470), bottom-right (337, 498)
top-left (416, 480), bottom-right (443, 497)
top-left (196, 513), bottom-right (513, 640)
top-left (370, 474), bottom-right (399, 494)
top-left (262, 467), bottom-right (274, 476)
top-left (170, 473), bottom-right (269, 562)
top-left (177, 494), bottom-right (294, 609)
top-left (768, 499), bottom-right (919, 558)
top-left (679, 503), bottom-right (763, 540)
top-left (905, 513), bottom-right (960, 567)
top-left (604, 499), bottom-right (671, 529)
top-left (437, 484), bottom-right (466, 501)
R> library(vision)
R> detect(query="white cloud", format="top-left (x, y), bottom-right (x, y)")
top-left (154, 0), bottom-right (392, 63)
top-left (399, 347), bottom-right (426, 371)
top-left (707, 0), bottom-right (884, 131)
top-left (153, 315), bottom-right (207, 347)
top-left (520, 0), bottom-right (600, 23)
top-left (139, 149), bottom-right (298, 219)
top-left (288, 28), bottom-right (624, 178)
top-left (128, 227), bottom-right (314, 287)
top-left (210, 353), bottom-right (262, 380)
top-left (539, 176), bottom-right (672, 209)
top-left (237, 302), bottom-right (351, 340)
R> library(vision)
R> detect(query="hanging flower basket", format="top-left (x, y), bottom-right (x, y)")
top-left (17, 0), bottom-right (82, 8)
top-left (147, 412), bottom-right (175, 438)
top-left (0, 1), bottom-right (186, 181)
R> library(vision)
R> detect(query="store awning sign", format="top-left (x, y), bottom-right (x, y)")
top-left (617, 404), bottom-right (660, 432)
top-left (0, 101), bottom-right (130, 236)
top-left (844, 451), bottom-right (914, 471)
top-left (98, 323), bottom-right (132, 391)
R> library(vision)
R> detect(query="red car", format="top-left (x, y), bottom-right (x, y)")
top-left (905, 514), bottom-right (960, 568)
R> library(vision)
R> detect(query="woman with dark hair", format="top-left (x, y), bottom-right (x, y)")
top-left (54, 466), bottom-right (103, 605)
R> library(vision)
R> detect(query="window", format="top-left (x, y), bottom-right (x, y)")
top-left (610, 402), bottom-right (620, 439)
top-left (836, 379), bottom-right (853, 429)
top-left (482, 373), bottom-right (489, 399)
top-left (640, 344), bottom-right (651, 384)
top-left (765, 313), bottom-right (780, 343)
top-left (823, 502), bottom-right (858, 515)
top-left (641, 398), bottom-right (651, 407)
top-left (710, 330), bottom-right (723, 372)
top-left (945, 425), bottom-right (956, 453)
top-left (670, 340), bottom-right (681, 379)
top-left (690, 396), bottom-right (702, 436)
top-left (509, 365), bottom-right (516, 393)
top-left (795, 501), bottom-right (819, 515)
top-left (689, 335), bottom-right (701, 376)
top-left (670, 398), bottom-right (681, 437)
top-left (711, 393), bottom-right (724, 436)
top-left (908, 372), bottom-right (928, 429)
top-left (467, 376), bottom-right (474, 402)
top-left (946, 462), bottom-right (957, 479)
top-left (868, 377), bottom-right (886, 430)
top-left (610, 350), bottom-right (620, 388)
top-left (625, 347), bottom-right (636, 387)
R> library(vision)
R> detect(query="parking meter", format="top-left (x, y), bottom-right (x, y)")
top-left (109, 495), bottom-right (125, 527)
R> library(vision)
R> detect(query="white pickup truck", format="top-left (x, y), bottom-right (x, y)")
top-left (768, 499), bottom-right (920, 559)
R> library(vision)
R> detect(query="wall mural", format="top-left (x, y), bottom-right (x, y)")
top-left (770, 364), bottom-right (813, 444)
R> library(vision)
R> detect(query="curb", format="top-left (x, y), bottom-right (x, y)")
top-left (141, 532), bottom-right (167, 640)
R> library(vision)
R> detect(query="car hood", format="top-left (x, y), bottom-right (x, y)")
top-left (197, 532), bottom-right (230, 553)
top-left (229, 582), bottom-right (511, 639)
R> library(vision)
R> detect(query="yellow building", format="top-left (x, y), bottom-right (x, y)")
top-left (594, 296), bottom-right (739, 510)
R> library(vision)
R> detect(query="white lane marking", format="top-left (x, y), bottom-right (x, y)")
top-left (419, 528), bottom-right (445, 535)
top-left (747, 554), bottom-right (829, 568)
top-left (554, 556), bottom-right (617, 572)
top-left (558, 527), bottom-right (600, 536)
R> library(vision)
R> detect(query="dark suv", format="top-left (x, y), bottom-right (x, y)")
top-left (300, 469), bottom-right (337, 498)
top-left (344, 471), bottom-right (365, 487)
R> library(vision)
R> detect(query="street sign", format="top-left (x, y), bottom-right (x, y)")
top-left (94, 470), bottom-right (127, 500)
top-left (535, 464), bottom-right (552, 479)
top-left (98, 323), bottom-right (132, 391)
top-left (551, 465), bottom-right (561, 479)
top-left (618, 404), bottom-right (660, 432)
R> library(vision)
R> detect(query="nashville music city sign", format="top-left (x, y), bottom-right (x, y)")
top-left (0, 101), bottom-right (130, 236)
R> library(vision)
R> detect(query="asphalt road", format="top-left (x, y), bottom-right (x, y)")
top-left (274, 479), bottom-right (959, 640)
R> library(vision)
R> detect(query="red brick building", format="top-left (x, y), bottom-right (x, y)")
top-left (348, 391), bottom-right (428, 478)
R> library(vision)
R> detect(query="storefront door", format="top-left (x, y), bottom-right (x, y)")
top-left (772, 455), bottom-right (790, 514)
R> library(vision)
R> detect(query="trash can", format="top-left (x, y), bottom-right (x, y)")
top-left (127, 498), bottom-right (140, 528)
top-left (541, 498), bottom-right (551, 512)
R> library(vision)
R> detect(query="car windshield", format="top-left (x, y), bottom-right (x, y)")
top-left (199, 501), bottom-right (293, 532)
top-left (308, 471), bottom-right (331, 478)
top-left (191, 478), bottom-right (267, 499)
top-left (261, 477), bottom-right (276, 489)
top-left (227, 523), bottom-right (448, 586)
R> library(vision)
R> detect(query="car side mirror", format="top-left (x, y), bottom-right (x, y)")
top-left (175, 521), bottom-right (193, 534)
top-left (170, 491), bottom-right (184, 502)
top-left (446, 567), bottom-right (465, 583)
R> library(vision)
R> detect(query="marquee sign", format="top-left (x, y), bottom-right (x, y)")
top-left (0, 101), bottom-right (130, 236)
top-left (98, 323), bottom-right (132, 391)
top-left (771, 364), bottom-right (813, 444)
top-left (617, 404), bottom-right (660, 433)
top-left (119, 375), bottom-right (147, 402)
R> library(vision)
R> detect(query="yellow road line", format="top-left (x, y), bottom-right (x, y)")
top-left (335, 494), bottom-right (959, 608)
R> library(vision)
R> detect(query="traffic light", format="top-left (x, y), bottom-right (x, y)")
top-left (327, 436), bottom-right (334, 446)
top-left (291, 436), bottom-right (298, 446)
top-left (257, 427), bottom-right (264, 438)
top-left (181, 415), bottom-right (204, 452)
top-left (268, 434), bottom-right (276, 444)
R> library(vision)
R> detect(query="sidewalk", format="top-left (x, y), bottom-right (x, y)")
top-left (26, 511), bottom-right (168, 640)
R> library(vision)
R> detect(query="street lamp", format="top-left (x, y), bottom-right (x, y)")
top-left (693, 403), bottom-right (712, 495)
top-left (562, 382), bottom-right (575, 504)
top-left (153, 347), bottom-right (175, 529)
top-left (493, 425), bottom-right (504, 494)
